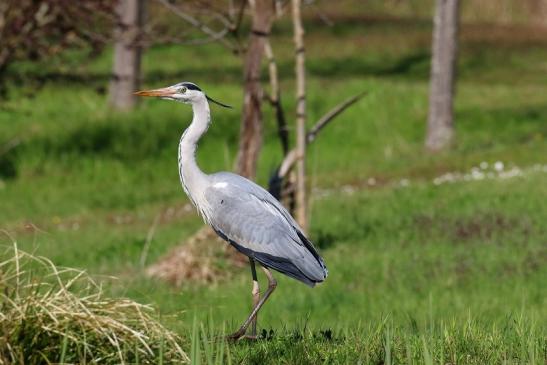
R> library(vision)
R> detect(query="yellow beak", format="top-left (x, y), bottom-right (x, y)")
top-left (134, 87), bottom-right (177, 97)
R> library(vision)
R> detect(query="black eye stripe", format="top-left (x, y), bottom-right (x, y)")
top-left (180, 82), bottom-right (201, 91)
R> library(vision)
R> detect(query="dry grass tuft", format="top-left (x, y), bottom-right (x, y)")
top-left (146, 226), bottom-right (247, 286)
top-left (0, 243), bottom-right (188, 364)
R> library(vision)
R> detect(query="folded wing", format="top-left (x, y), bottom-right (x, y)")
top-left (204, 172), bottom-right (327, 287)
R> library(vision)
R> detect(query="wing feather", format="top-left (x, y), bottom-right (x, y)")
top-left (204, 172), bottom-right (327, 286)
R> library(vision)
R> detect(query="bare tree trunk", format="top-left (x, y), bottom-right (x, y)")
top-left (109, 0), bottom-right (146, 110)
top-left (264, 40), bottom-right (288, 155)
top-left (292, 0), bottom-right (307, 231)
top-left (236, 0), bottom-right (274, 179)
top-left (426, 0), bottom-right (459, 151)
top-left (529, 0), bottom-right (547, 26)
top-left (264, 38), bottom-right (296, 210)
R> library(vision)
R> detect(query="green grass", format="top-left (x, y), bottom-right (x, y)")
top-left (1, 11), bottom-right (546, 364)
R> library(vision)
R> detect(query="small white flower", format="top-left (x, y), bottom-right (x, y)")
top-left (480, 162), bottom-right (488, 169)
top-left (341, 185), bottom-right (355, 194)
top-left (494, 161), bottom-right (504, 171)
top-left (471, 170), bottom-right (485, 180)
top-left (499, 167), bottom-right (522, 179)
top-left (367, 177), bottom-right (376, 186)
top-left (399, 178), bottom-right (409, 187)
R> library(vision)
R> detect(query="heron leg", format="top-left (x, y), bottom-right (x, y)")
top-left (227, 265), bottom-right (277, 341)
top-left (249, 258), bottom-right (260, 338)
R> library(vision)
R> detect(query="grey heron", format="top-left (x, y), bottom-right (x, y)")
top-left (135, 82), bottom-right (327, 340)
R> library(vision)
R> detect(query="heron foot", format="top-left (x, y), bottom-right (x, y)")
top-left (226, 332), bottom-right (258, 342)
top-left (242, 334), bottom-right (258, 341)
top-left (226, 328), bottom-right (247, 341)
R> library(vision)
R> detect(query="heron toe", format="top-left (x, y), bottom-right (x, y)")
top-left (226, 328), bottom-right (247, 341)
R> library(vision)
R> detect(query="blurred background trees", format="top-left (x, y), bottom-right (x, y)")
top-left (109, 0), bottom-right (147, 110)
top-left (1, 0), bottom-right (546, 229)
top-left (0, 0), bottom-right (115, 87)
top-left (236, 0), bottom-right (275, 180)
top-left (426, 0), bottom-right (460, 151)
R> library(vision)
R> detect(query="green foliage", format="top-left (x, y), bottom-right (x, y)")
top-left (227, 317), bottom-right (544, 365)
top-left (1, 11), bottom-right (546, 365)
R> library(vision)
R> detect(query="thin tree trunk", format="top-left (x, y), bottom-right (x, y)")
top-left (264, 39), bottom-right (288, 155)
top-left (530, 0), bottom-right (547, 26)
top-left (109, 0), bottom-right (146, 110)
top-left (264, 38), bottom-right (294, 208)
top-left (426, 0), bottom-right (459, 151)
top-left (236, 0), bottom-right (274, 179)
top-left (292, 0), bottom-right (307, 232)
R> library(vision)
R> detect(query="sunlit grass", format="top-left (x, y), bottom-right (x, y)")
top-left (0, 244), bottom-right (188, 364)
top-left (1, 12), bottom-right (546, 364)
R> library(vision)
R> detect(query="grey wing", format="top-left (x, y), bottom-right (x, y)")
top-left (205, 173), bottom-right (327, 287)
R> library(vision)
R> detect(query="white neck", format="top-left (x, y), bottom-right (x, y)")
top-left (178, 96), bottom-right (210, 204)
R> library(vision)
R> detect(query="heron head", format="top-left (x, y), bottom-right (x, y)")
top-left (134, 81), bottom-right (231, 108)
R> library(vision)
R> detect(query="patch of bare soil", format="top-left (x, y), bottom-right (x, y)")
top-left (145, 226), bottom-right (248, 286)
top-left (414, 213), bottom-right (532, 244)
top-left (452, 214), bottom-right (532, 243)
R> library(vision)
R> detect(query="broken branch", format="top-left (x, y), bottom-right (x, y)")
top-left (307, 91), bottom-right (367, 143)
top-left (154, 0), bottom-right (236, 51)
top-left (273, 91), bottom-right (366, 180)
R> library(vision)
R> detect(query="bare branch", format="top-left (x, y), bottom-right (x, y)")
top-left (306, 91), bottom-right (367, 143)
top-left (310, 1), bottom-right (334, 26)
top-left (154, 0), bottom-right (236, 51)
top-left (278, 150), bottom-right (298, 178)
top-left (273, 91), bottom-right (366, 180)
top-left (230, 0), bottom-right (247, 35)
top-left (202, 9), bottom-right (234, 29)
top-left (146, 29), bottom-right (230, 47)
top-left (274, 0), bottom-right (286, 18)
top-left (0, 1), bottom-right (117, 85)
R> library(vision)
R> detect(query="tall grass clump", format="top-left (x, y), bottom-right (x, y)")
top-left (0, 244), bottom-right (188, 364)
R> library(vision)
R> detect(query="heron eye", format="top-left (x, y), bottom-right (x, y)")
top-left (179, 86), bottom-right (187, 94)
